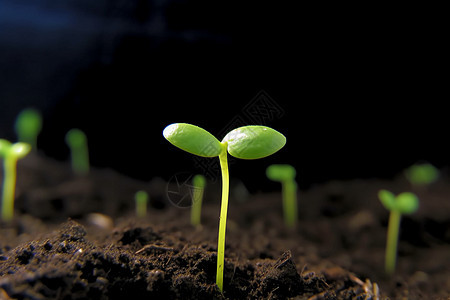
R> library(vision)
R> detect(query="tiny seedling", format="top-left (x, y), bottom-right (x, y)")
top-left (404, 163), bottom-right (439, 187)
top-left (135, 190), bottom-right (149, 218)
top-left (65, 129), bottom-right (90, 176)
top-left (0, 139), bottom-right (31, 221)
top-left (14, 108), bottom-right (42, 150)
top-left (266, 164), bottom-right (298, 227)
top-left (378, 189), bottom-right (419, 275)
top-left (191, 174), bottom-right (206, 227)
top-left (163, 123), bottom-right (286, 291)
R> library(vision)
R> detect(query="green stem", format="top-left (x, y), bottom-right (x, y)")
top-left (216, 144), bottom-right (229, 292)
top-left (282, 180), bottom-right (297, 227)
top-left (191, 185), bottom-right (204, 226)
top-left (385, 210), bottom-right (401, 275)
top-left (2, 158), bottom-right (17, 221)
top-left (71, 144), bottom-right (89, 175)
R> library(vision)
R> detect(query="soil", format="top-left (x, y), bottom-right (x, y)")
top-left (0, 153), bottom-right (449, 299)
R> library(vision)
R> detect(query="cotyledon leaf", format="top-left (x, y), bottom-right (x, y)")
top-left (163, 123), bottom-right (222, 157)
top-left (222, 125), bottom-right (286, 159)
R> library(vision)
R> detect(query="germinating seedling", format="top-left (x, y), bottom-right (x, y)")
top-left (14, 108), bottom-right (42, 150)
top-left (0, 139), bottom-right (31, 221)
top-left (65, 129), bottom-right (90, 175)
top-left (266, 164), bottom-right (297, 227)
top-left (378, 189), bottom-right (419, 275)
top-left (191, 174), bottom-right (206, 227)
top-left (163, 123), bottom-right (286, 291)
top-left (404, 163), bottom-right (439, 187)
top-left (135, 190), bottom-right (149, 218)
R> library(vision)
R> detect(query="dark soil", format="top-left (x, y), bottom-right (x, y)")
top-left (0, 153), bottom-right (449, 299)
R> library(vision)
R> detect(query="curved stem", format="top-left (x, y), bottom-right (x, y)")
top-left (385, 210), bottom-right (401, 275)
top-left (2, 158), bottom-right (17, 221)
top-left (216, 144), bottom-right (229, 292)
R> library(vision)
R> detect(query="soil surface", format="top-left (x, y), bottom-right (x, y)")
top-left (0, 153), bottom-right (449, 299)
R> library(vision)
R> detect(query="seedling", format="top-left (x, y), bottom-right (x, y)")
top-left (0, 139), bottom-right (31, 221)
top-left (404, 163), bottom-right (439, 187)
top-left (65, 129), bottom-right (90, 175)
top-left (191, 174), bottom-right (206, 227)
top-left (378, 189), bottom-right (419, 275)
top-left (266, 164), bottom-right (298, 227)
top-left (14, 108), bottom-right (42, 150)
top-left (163, 123), bottom-right (286, 291)
top-left (135, 190), bottom-right (149, 218)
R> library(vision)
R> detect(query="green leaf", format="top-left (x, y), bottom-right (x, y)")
top-left (266, 164), bottom-right (296, 182)
top-left (404, 163), bottom-right (439, 186)
top-left (378, 189), bottom-right (396, 211)
top-left (222, 126), bottom-right (286, 159)
top-left (0, 139), bottom-right (12, 156)
top-left (163, 123), bottom-right (222, 157)
top-left (395, 192), bottom-right (419, 214)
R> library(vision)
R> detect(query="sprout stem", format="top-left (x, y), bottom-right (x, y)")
top-left (1, 157), bottom-right (18, 222)
top-left (385, 210), bottom-right (401, 275)
top-left (191, 175), bottom-right (205, 226)
top-left (216, 144), bottom-right (229, 292)
top-left (282, 180), bottom-right (297, 227)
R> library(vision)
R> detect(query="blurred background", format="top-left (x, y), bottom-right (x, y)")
top-left (0, 1), bottom-right (447, 191)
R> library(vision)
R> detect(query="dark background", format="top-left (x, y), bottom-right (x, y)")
top-left (0, 1), bottom-right (447, 191)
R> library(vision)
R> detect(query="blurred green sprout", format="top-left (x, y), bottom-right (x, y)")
top-left (0, 139), bottom-right (31, 221)
top-left (266, 164), bottom-right (298, 227)
top-left (14, 108), bottom-right (42, 150)
top-left (378, 189), bottom-right (419, 275)
top-left (191, 174), bottom-right (206, 227)
top-left (404, 163), bottom-right (439, 186)
top-left (65, 129), bottom-right (90, 176)
top-left (163, 123), bottom-right (286, 292)
top-left (135, 190), bottom-right (149, 218)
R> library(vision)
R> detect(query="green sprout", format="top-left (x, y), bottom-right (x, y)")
top-left (135, 190), bottom-right (149, 218)
top-left (404, 163), bottom-right (439, 187)
top-left (163, 123), bottom-right (286, 292)
top-left (266, 164), bottom-right (298, 228)
top-left (65, 129), bottom-right (90, 176)
top-left (14, 108), bottom-right (42, 150)
top-left (191, 174), bottom-right (206, 227)
top-left (378, 189), bottom-right (419, 275)
top-left (0, 139), bottom-right (31, 221)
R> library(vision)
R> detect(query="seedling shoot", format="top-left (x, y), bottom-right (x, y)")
top-left (404, 163), bottom-right (439, 187)
top-left (0, 139), bottom-right (31, 221)
top-left (191, 174), bottom-right (206, 227)
top-left (163, 123), bottom-right (286, 292)
top-left (378, 189), bottom-right (419, 275)
top-left (65, 129), bottom-right (90, 176)
top-left (14, 108), bottom-right (42, 150)
top-left (266, 164), bottom-right (298, 227)
top-left (135, 190), bottom-right (149, 218)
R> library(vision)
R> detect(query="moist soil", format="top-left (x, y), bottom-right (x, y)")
top-left (0, 153), bottom-right (449, 299)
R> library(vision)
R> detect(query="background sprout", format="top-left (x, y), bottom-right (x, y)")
top-left (191, 174), bottom-right (206, 227)
top-left (163, 123), bottom-right (286, 292)
top-left (404, 163), bottom-right (439, 187)
top-left (0, 139), bottom-right (31, 221)
top-left (266, 164), bottom-right (298, 228)
top-left (65, 128), bottom-right (90, 176)
top-left (14, 108), bottom-right (42, 150)
top-left (378, 189), bottom-right (419, 276)
top-left (135, 190), bottom-right (149, 218)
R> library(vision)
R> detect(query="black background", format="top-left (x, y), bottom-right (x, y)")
top-left (0, 1), bottom-right (447, 191)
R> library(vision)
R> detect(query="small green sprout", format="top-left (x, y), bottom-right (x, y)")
top-left (14, 108), bottom-right (42, 150)
top-left (191, 174), bottom-right (206, 227)
top-left (378, 189), bottom-right (419, 275)
top-left (266, 164), bottom-right (298, 228)
top-left (404, 163), bottom-right (439, 187)
top-left (163, 123), bottom-right (286, 292)
top-left (135, 190), bottom-right (149, 218)
top-left (0, 139), bottom-right (31, 221)
top-left (65, 129), bottom-right (90, 176)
